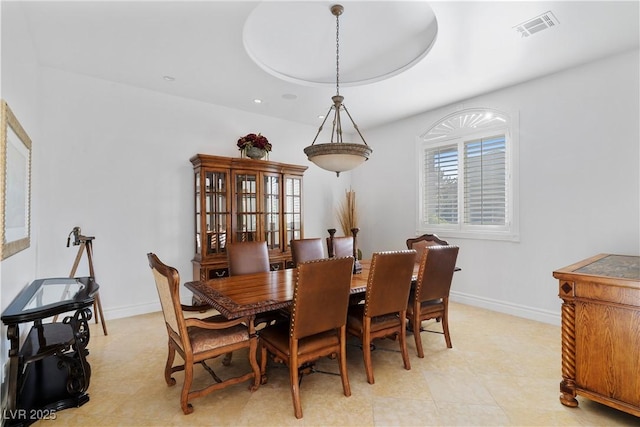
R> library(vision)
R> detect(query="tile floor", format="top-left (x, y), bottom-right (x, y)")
top-left (40, 302), bottom-right (639, 426)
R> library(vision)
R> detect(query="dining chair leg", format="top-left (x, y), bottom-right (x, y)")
top-left (413, 314), bottom-right (425, 358)
top-left (338, 327), bottom-right (351, 397)
top-left (248, 338), bottom-right (261, 391)
top-left (399, 312), bottom-right (411, 370)
top-left (362, 318), bottom-right (375, 384)
top-left (289, 341), bottom-right (303, 419)
top-left (181, 361), bottom-right (194, 414)
top-left (442, 298), bottom-right (452, 348)
top-left (222, 352), bottom-right (233, 366)
top-left (259, 344), bottom-right (268, 385)
top-left (165, 339), bottom-right (177, 386)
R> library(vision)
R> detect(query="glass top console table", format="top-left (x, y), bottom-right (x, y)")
top-left (1, 277), bottom-right (99, 426)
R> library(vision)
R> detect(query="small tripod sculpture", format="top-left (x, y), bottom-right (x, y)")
top-left (67, 227), bottom-right (108, 335)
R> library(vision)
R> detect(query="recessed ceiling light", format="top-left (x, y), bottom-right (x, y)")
top-left (318, 115), bottom-right (325, 120)
top-left (282, 93), bottom-right (297, 100)
top-left (163, 75), bottom-right (175, 81)
top-left (253, 99), bottom-right (263, 104)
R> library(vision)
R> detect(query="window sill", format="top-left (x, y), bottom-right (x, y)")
top-left (417, 229), bottom-right (520, 242)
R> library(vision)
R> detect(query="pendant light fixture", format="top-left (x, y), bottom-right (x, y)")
top-left (304, 4), bottom-right (372, 177)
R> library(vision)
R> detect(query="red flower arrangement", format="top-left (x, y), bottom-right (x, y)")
top-left (237, 133), bottom-right (272, 152)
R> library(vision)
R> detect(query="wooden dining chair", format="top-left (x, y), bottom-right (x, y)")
top-left (346, 250), bottom-right (416, 384)
top-left (327, 228), bottom-right (362, 275)
top-left (147, 253), bottom-right (260, 414)
top-left (226, 240), bottom-right (279, 325)
top-left (226, 241), bottom-right (271, 276)
top-left (290, 238), bottom-right (325, 267)
top-left (407, 245), bottom-right (459, 358)
top-left (406, 233), bottom-right (449, 264)
top-left (259, 256), bottom-right (354, 419)
top-left (329, 236), bottom-right (354, 258)
top-left (327, 229), bottom-right (355, 258)
top-left (225, 240), bottom-right (283, 364)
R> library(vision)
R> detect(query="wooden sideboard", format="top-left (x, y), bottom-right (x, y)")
top-left (554, 254), bottom-right (639, 417)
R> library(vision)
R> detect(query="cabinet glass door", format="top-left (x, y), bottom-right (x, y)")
top-left (195, 170), bottom-right (201, 255)
top-left (235, 172), bottom-right (258, 242)
top-left (284, 176), bottom-right (303, 249)
top-left (204, 171), bottom-right (228, 255)
top-left (263, 173), bottom-right (281, 250)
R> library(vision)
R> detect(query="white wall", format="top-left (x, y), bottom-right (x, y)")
top-left (0, 2), bottom-right (41, 308)
top-left (0, 4), bottom-right (354, 397)
top-left (0, 0), bottom-right (42, 403)
top-left (0, 2), bottom-right (352, 321)
top-left (33, 67), bottom-right (352, 317)
top-left (353, 49), bottom-right (640, 324)
top-left (2, 2), bottom-right (638, 331)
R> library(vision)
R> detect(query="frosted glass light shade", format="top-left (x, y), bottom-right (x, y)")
top-left (303, 143), bottom-right (372, 176)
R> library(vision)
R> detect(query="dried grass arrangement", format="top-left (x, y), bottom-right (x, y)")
top-left (337, 189), bottom-right (358, 236)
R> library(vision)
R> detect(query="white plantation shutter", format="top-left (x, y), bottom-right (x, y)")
top-left (423, 144), bottom-right (458, 224)
top-left (463, 135), bottom-right (506, 226)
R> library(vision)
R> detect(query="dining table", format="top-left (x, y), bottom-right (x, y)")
top-left (185, 259), bottom-right (387, 320)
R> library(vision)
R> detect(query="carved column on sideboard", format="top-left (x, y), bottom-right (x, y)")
top-left (559, 280), bottom-right (578, 407)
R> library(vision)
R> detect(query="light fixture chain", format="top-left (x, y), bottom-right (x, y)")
top-left (303, 4), bottom-right (372, 177)
top-left (335, 9), bottom-right (340, 96)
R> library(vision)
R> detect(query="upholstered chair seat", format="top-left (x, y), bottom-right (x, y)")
top-left (187, 317), bottom-right (250, 352)
top-left (346, 306), bottom-right (402, 333)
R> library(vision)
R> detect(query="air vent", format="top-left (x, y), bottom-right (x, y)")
top-left (514, 11), bottom-right (559, 37)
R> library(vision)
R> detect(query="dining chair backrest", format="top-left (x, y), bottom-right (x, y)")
top-left (406, 233), bottom-right (449, 264)
top-left (290, 238), bottom-right (324, 267)
top-left (364, 250), bottom-right (417, 318)
top-left (148, 252), bottom-right (186, 344)
top-left (291, 256), bottom-right (354, 339)
top-left (327, 235), bottom-right (354, 258)
top-left (415, 245), bottom-right (459, 303)
top-left (227, 241), bottom-right (270, 276)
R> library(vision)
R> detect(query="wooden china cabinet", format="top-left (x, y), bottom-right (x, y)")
top-left (191, 154), bottom-right (307, 281)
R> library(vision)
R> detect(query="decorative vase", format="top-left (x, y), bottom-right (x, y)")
top-left (245, 146), bottom-right (267, 160)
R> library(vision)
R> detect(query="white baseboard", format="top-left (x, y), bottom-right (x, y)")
top-left (101, 294), bottom-right (561, 326)
top-left (101, 301), bottom-right (161, 321)
top-left (450, 290), bottom-right (561, 326)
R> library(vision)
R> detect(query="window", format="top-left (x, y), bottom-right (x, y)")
top-left (418, 108), bottom-right (518, 241)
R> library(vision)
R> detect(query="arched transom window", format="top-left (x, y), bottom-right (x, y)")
top-left (417, 108), bottom-right (518, 241)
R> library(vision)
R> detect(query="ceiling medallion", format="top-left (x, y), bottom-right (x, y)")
top-left (243, 2), bottom-right (438, 86)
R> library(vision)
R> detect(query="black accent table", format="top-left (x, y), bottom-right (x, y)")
top-left (1, 277), bottom-right (99, 426)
